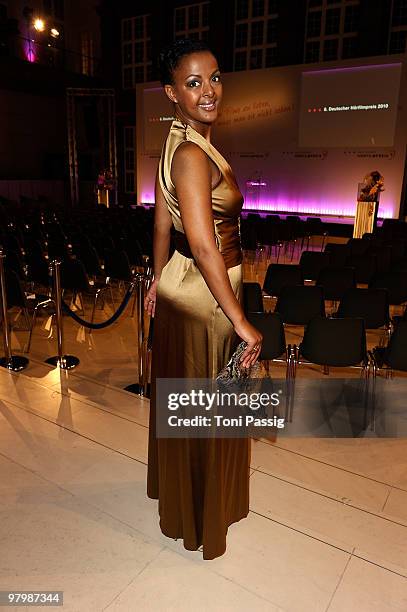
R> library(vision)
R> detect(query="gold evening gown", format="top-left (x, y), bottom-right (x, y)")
top-left (147, 119), bottom-right (250, 560)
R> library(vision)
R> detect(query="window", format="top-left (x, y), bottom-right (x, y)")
top-left (323, 37), bottom-right (338, 60)
top-left (134, 41), bottom-right (144, 63)
top-left (325, 8), bottom-right (340, 35)
top-left (235, 50), bottom-right (247, 70)
top-left (134, 65), bottom-right (144, 83)
top-left (250, 48), bottom-right (263, 68)
top-left (389, 29), bottom-right (407, 53)
top-left (202, 2), bottom-right (210, 26)
top-left (344, 5), bottom-right (359, 33)
top-left (305, 40), bottom-right (320, 62)
top-left (252, 0), bottom-right (265, 18)
top-left (123, 43), bottom-right (132, 64)
top-left (307, 11), bottom-right (322, 37)
top-left (123, 67), bottom-right (133, 89)
top-left (235, 23), bottom-right (248, 47)
top-left (189, 5), bottom-right (200, 28)
top-left (175, 7), bottom-right (186, 31)
top-left (251, 20), bottom-right (264, 45)
top-left (265, 45), bottom-right (277, 66)
top-left (235, 0), bottom-right (278, 71)
top-left (392, 0), bottom-right (407, 27)
top-left (267, 18), bottom-right (277, 44)
top-left (124, 126), bottom-right (135, 194)
top-left (237, 0), bottom-right (249, 19)
top-left (174, 3), bottom-right (210, 40)
top-left (121, 14), bottom-right (152, 88)
top-left (134, 17), bottom-right (144, 39)
top-left (342, 35), bottom-right (357, 58)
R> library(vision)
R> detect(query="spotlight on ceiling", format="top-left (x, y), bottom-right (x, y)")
top-left (33, 18), bottom-right (45, 32)
top-left (50, 27), bottom-right (60, 38)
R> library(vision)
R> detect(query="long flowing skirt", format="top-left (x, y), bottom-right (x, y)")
top-left (147, 250), bottom-right (250, 560)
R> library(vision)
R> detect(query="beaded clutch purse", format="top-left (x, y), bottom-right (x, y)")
top-left (216, 341), bottom-right (259, 386)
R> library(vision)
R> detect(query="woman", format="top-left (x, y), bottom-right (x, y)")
top-left (144, 38), bottom-right (262, 560)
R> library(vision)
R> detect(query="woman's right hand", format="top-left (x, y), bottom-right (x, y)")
top-left (144, 278), bottom-right (159, 317)
top-left (234, 317), bottom-right (263, 369)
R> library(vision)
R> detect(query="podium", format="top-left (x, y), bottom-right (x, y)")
top-left (97, 187), bottom-right (111, 208)
top-left (353, 182), bottom-right (380, 238)
top-left (353, 201), bottom-right (379, 238)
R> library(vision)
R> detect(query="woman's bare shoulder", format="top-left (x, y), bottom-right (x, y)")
top-left (172, 141), bottom-right (210, 175)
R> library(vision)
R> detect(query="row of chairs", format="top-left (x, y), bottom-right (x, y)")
top-left (244, 283), bottom-right (404, 339)
top-left (247, 311), bottom-right (407, 379)
top-left (260, 261), bottom-right (407, 306)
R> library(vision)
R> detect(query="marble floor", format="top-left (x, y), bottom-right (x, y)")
top-left (1, 246), bottom-right (407, 611)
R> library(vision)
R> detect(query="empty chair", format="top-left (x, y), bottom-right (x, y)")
top-left (60, 258), bottom-right (112, 324)
top-left (247, 311), bottom-right (294, 378)
top-left (240, 220), bottom-right (258, 251)
top-left (346, 253), bottom-right (377, 284)
top-left (4, 250), bottom-right (26, 280)
top-left (263, 263), bottom-right (303, 297)
top-left (243, 282), bottom-right (263, 314)
top-left (4, 269), bottom-right (53, 352)
top-left (77, 242), bottom-right (104, 278)
top-left (366, 245), bottom-right (392, 274)
top-left (316, 266), bottom-right (356, 301)
top-left (304, 217), bottom-right (328, 250)
top-left (324, 243), bottom-right (349, 267)
top-left (336, 288), bottom-right (390, 345)
top-left (275, 285), bottom-right (325, 325)
top-left (247, 311), bottom-right (287, 362)
top-left (369, 269), bottom-right (407, 305)
top-left (104, 249), bottom-right (133, 282)
top-left (295, 316), bottom-right (368, 375)
top-left (347, 238), bottom-right (370, 257)
top-left (299, 251), bottom-right (330, 281)
top-left (372, 320), bottom-right (407, 375)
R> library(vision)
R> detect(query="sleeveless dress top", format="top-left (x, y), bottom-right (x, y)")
top-left (158, 119), bottom-right (243, 269)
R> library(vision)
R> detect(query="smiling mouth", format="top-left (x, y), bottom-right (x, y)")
top-left (198, 101), bottom-right (217, 112)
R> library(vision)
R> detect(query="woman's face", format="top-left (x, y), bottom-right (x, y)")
top-left (165, 51), bottom-right (222, 128)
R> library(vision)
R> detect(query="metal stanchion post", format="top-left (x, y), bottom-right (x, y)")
top-left (0, 249), bottom-right (29, 371)
top-left (45, 259), bottom-right (80, 370)
top-left (142, 265), bottom-right (153, 397)
top-left (125, 257), bottom-right (153, 396)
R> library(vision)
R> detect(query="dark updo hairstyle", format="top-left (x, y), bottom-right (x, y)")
top-left (158, 38), bottom-right (213, 87)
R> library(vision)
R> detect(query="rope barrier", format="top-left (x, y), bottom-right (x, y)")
top-left (61, 283), bottom-right (135, 329)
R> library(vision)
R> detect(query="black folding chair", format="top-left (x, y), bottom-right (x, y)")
top-left (316, 266), bottom-right (356, 302)
top-left (336, 288), bottom-right (390, 345)
top-left (371, 320), bottom-right (407, 377)
top-left (300, 251), bottom-right (331, 281)
top-left (263, 264), bottom-right (303, 298)
top-left (294, 316), bottom-right (370, 378)
top-left (275, 285), bottom-right (325, 325)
